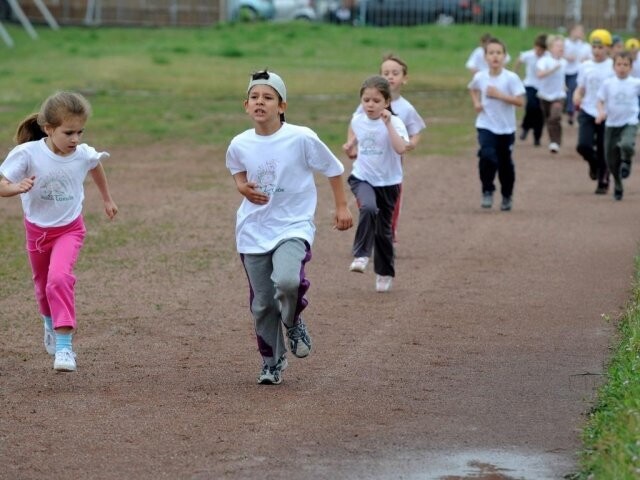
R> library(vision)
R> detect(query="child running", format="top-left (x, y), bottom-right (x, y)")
top-left (468, 37), bottom-right (525, 211)
top-left (225, 70), bottom-right (353, 385)
top-left (0, 91), bottom-right (118, 372)
top-left (348, 53), bottom-right (426, 243)
top-left (343, 75), bottom-right (408, 292)
top-left (573, 29), bottom-right (615, 194)
top-left (596, 51), bottom-right (640, 200)
top-left (563, 24), bottom-right (591, 125)
top-left (535, 34), bottom-right (567, 154)
top-left (514, 32), bottom-right (548, 146)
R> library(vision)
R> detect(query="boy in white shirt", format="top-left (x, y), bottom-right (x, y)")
top-left (563, 24), bottom-right (591, 125)
top-left (513, 32), bottom-right (547, 146)
top-left (226, 70), bottom-right (353, 385)
top-left (468, 37), bottom-right (525, 211)
top-left (573, 29), bottom-right (615, 194)
top-left (536, 34), bottom-right (567, 153)
top-left (596, 51), bottom-right (640, 200)
top-left (466, 32), bottom-right (511, 75)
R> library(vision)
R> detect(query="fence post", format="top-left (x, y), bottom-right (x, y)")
top-left (628, 0), bottom-right (638, 32)
top-left (5, 0), bottom-right (38, 38)
top-left (0, 20), bottom-right (14, 47)
top-left (519, 0), bottom-right (527, 28)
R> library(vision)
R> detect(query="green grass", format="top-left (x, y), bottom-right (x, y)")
top-left (575, 259), bottom-right (640, 479)
top-left (1, 21), bottom-right (638, 476)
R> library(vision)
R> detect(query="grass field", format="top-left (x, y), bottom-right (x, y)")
top-left (1, 20), bottom-right (638, 477)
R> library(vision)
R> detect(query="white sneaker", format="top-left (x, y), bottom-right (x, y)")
top-left (376, 275), bottom-right (393, 292)
top-left (349, 257), bottom-right (369, 273)
top-left (549, 142), bottom-right (560, 153)
top-left (44, 326), bottom-right (55, 356)
top-left (53, 349), bottom-right (77, 372)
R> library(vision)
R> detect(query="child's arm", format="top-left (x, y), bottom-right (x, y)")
top-left (573, 85), bottom-right (585, 111)
top-left (405, 133), bottom-right (422, 152)
top-left (327, 175), bottom-right (353, 231)
top-left (595, 99), bottom-right (607, 125)
top-left (380, 111), bottom-right (408, 154)
top-left (0, 175), bottom-right (35, 197)
top-left (486, 86), bottom-right (525, 107)
top-left (232, 171), bottom-right (269, 205)
top-left (342, 125), bottom-right (358, 160)
top-left (469, 89), bottom-right (482, 113)
top-left (89, 163), bottom-right (118, 219)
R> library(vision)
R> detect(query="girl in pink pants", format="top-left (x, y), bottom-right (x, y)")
top-left (0, 91), bottom-right (117, 372)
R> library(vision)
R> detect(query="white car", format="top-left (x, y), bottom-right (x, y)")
top-left (273, 0), bottom-right (317, 20)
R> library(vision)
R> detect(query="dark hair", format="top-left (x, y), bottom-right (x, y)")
top-left (249, 68), bottom-right (285, 123)
top-left (534, 33), bottom-right (548, 50)
top-left (484, 37), bottom-right (507, 54)
top-left (614, 50), bottom-right (634, 65)
top-left (15, 91), bottom-right (91, 144)
top-left (359, 75), bottom-right (395, 115)
top-left (381, 53), bottom-right (408, 75)
top-left (480, 33), bottom-right (493, 44)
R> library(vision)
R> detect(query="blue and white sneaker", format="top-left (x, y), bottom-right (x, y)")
top-left (287, 320), bottom-right (312, 358)
top-left (44, 325), bottom-right (56, 356)
top-left (53, 348), bottom-right (76, 372)
top-left (258, 355), bottom-right (288, 385)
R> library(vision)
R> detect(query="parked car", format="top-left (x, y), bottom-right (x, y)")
top-left (273, 0), bottom-right (317, 20)
top-left (228, 0), bottom-right (276, 21)
top-left (326, 0), bottom-right (481, 26)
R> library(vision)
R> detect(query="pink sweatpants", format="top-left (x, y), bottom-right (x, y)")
top-left (25, 216), bottom-right (86, 330)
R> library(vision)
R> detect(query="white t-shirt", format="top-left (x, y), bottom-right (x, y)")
top-left (597, 76), bottom-right (640, 126)
top-left (354, 96), bottom-right (426, 137)
top-left (226, 122), bottom-right (344, 254)
top-left (535, 56), bottom-right (568, 101)
top-left (0, 139), bottom-right (107, 228)
top-left (518, 49), bottom-right (547, 88)
top-left (467, 69), bottom-right (525, 134)
top-left (465, 46), bottom-right (511, 73)
top-left (349, 113), bottom-right (408, 187)
top-left (564, 38), bottom-right (591, 75)
top-left (577, 58), bottom-right (615, 117)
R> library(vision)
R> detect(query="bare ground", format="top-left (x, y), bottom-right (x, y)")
top-left (1, 124), bottom-right (638, 480)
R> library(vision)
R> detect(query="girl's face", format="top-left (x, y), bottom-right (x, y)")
top-left (360, 86), bottom-right (389, 120)
top-left (484, 42), bottom-right (505, 69)
top-left (244, 85), bottom-right (285, 128)
top-left (614, 57), bottom-right (632, 78)
top-left (380, 59), bottom-right (406, 94)
top-left (44, 115), bottom-right (86, 156)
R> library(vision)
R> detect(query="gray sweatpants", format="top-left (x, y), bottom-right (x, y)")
top-left (605, 124), bottom-right (637, 192)
top-left (240, 238), bottom-right (311, 367)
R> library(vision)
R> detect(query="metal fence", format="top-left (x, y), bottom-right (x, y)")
top-left (10, 0), bottom-right (640, 30)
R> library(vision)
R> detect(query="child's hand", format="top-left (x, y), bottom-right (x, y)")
top-left (485, 86), bottom-right (502, 100)
top-left (239, 181), bottom-right (269, 205)
top-left (473, 102), bottom-right (483, 113)
top-left (104, 200), bottom-right (118, 219)
top-left (342, 142), bottom-right (357, 159)
top-left (380, 110), bottom-right (392, 124)
top-left (595, 113), bottom-right (606, 125)
top-left (333, 205), bottom-right (353, 231)
top-left (15, 176), bottom-right (36, 194)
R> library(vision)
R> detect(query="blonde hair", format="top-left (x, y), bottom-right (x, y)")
top-left (15, 91), bottom-right (91, 144)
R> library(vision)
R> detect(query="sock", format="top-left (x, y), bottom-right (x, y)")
top-left (42, 315), bottom-right (53, 331)
top-left (55, 332), bottom-right (73, 353)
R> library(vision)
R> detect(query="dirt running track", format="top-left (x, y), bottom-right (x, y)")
top-left (1, 124), bottom-right (639, 480)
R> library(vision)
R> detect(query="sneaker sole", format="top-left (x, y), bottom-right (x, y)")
top-left (349, 265), bottom-right (366, 273)
top-left (54, 363), bottom-right (76, 372)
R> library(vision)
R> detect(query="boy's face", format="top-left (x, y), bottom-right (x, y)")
top-left (549, 39), bottom-right (564, 58)
top-left (614, 57), bottom-right (632, 78)
top-left (534, 45), bottom-right (545, 56)
top-left (591, 44), bottom-right (609, 62)
top-left (244, 85), bottom-right (286, 125)
top-left (484, 42), bottom-right (505, 69)
top-left (380, 59), bottom-right (406, 94)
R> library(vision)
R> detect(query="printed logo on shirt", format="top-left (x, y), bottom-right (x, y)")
top-left (360, 132), bottom-right (383, 156)
top-left (613, 91), bottom-right (629, 105)
top-left (39, 169), bottom-right (75, 202)
top-left (256, 159), bottom-right (283, 196)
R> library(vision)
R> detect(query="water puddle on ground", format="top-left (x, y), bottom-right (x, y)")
top-left (368, 449), bottom-right (574, 480)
